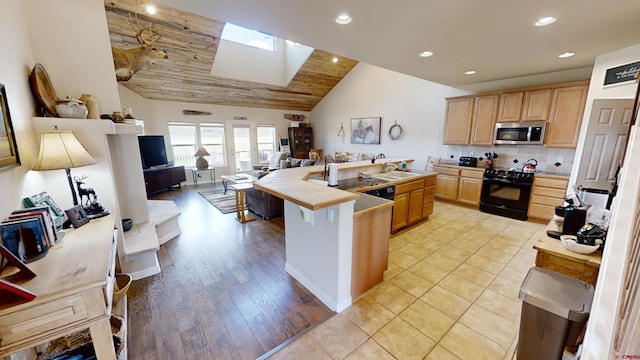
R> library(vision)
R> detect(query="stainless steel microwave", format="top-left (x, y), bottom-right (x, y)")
top-left (493, 121), bottom-right (546, 145)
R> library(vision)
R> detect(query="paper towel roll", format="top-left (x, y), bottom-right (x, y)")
top-left (328, 163), bottom-right (339, 186)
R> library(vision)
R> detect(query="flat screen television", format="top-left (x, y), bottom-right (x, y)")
top-left (137, 135), bottom-right (168, 169)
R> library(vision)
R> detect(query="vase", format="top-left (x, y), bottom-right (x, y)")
top-left (79, 94), bottom-right (99, 119)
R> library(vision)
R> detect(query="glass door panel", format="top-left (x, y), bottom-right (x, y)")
top-left (232, 125), bottom-right (252, 173)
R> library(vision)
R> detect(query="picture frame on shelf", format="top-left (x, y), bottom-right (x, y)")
top-left (0, 83), bottom-right (20, 168)
top-left (350, 117), bottom-right (381, 144)
top-left (64, 205), bottom-right (90, 229)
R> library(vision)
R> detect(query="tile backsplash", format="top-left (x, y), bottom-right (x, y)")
top-left (441, 145), bottom-right (575, 174)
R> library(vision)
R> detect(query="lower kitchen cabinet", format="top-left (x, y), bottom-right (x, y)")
top-left (457, 169), bottom-right (483, 205)
top-left (528, 174), bottom-right (569, 221)
top-left (434, 165), bottom-right (483, 205)
top-left (391, 174), bottom-right (437, 233)
top-left (434, 166), bottom-right (459, 200)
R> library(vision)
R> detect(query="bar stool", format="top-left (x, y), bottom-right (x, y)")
top-left (229, 183), bottom-right (256, 223)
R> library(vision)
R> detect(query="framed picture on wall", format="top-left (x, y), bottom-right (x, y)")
top-left (350, 117), bottom-right (381, 144)
top-left (0, 83), bottom-right (20, 168)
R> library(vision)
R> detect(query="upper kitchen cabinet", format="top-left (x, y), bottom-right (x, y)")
top-left (497, 89), bottom-right (552, 122)
top-left (544, 85), bottom-right (589, 148)
top-left (443, 97), bottom-right (473, 145)
top-left (496, 92), bottom-right (524, 123)
top-left (522, 89), bottom-right (552, 121)
top-left (470, 95), bottom-right (499, 145)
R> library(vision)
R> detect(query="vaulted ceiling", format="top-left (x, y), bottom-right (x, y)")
top-left (104, 1), bottom-right (358, 111)
top-left (106, 0), bottom-right (640, 111)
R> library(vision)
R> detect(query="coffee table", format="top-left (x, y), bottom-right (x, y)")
top-left (220, 174), bottom-right (257, 194)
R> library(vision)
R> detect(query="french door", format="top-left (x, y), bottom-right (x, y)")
top-left (229, 123), bottom-right (254, 173)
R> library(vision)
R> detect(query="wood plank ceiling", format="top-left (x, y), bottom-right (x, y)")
top-left (104, 1), bottom-right (358, 111)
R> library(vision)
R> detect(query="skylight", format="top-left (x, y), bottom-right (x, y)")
top-left (221, 23), bottom-right (276, 52)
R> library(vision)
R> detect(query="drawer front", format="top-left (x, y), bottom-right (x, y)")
top-left (532, 186), bottom-right (565, 199)
top-left (422, 201), bottom-right (434, 218)
top-left (460, 169), bottom-right (483, 179)
top-left (423, 194), bottom-right (435, 205)
top-left (534, 176), bottom-right (568, 189)
top-left (423, 185), bottom-right (437, 196)
top-left (396, 179), bottom-right (425, 194)
top-left (531, 194), bottom-right (564, 207)
top-left (424, 176), bottom-right (437, 187)
top-left (0, 288), bottom-right (107, 351)
top-left (528, 202), bottom-right (554, 220)
top-left (433, 166), bottom-right (460, 176)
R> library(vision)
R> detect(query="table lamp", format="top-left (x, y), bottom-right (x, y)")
top-left (32, 126), bottom-right (97, 207)
top-left (194, 146), bottom-right (210, 170)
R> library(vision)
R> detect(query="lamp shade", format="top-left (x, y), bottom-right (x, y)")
top-left (32, 130), bottom-right (97, 171)
top-left (194, 146), bottom-right (210, 157)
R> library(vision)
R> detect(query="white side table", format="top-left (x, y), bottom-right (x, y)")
top-left (191, 167), bottom-right (216, 187)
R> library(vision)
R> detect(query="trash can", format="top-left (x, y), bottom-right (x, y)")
top-left (517, 267), bottom-right (594, 360)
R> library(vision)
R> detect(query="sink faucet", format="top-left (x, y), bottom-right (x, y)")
top-left (382, 161), bottom-right (398, 173)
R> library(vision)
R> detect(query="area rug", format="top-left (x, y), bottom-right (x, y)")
top-left (199, 191), bottom-right (237, 214)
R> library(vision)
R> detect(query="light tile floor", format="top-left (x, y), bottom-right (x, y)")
top-left (268, 201), bottom-right (548, 360)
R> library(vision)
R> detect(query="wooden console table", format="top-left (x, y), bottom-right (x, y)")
top-left (143, 165), bottom-right (186, 195)
top-left (533, 222), bottom-right (602, 285)
top-left (0, 214), bottom-right (118, 359)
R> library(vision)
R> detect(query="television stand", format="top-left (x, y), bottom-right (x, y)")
top-left (143, 165), bottom-right (186, 196)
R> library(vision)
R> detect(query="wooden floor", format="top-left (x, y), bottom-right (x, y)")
top-left (127, 184), bottom-right (334, 360)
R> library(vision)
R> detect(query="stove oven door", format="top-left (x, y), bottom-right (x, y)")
top-left (480, 178), bottom-right (532, 211)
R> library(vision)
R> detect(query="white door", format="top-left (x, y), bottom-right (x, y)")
top-left (576, 99), bottom-right (634, 190)
top-left (229, 124), bottom-right (253, 174)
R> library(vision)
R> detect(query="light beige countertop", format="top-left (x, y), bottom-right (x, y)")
top-left (534, 221), bottom-right (602, 266)
top-left (254, 158), bottom-right (434, 210)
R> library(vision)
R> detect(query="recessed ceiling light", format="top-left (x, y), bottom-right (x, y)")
top-left (535, 16), bottom-right (556, 26)
top-left (332, 57), bottom-right (339, 63)
top-left (419, 51), bottom-right (434, 58)
top-left (558, 52), bottom-right (575, 58)
top-left (336, 14), bottom-right (352, 25)
top-left (144, 3), bottom-right (157, 15)
top-left (464, 70), bottom-right (476, 75)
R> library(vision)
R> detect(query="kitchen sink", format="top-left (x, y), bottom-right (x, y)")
top-left (371, 171), bottom-right (421, 181)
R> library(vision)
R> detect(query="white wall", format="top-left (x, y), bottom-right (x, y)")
top-left (311, 62), bottom-right (469, 170)
top-left (118, 89), bottom-right (310, 176)
top-left (580, 43), bottom-right (640, 360)
top-left (0, 0), bottom-right (39, 219)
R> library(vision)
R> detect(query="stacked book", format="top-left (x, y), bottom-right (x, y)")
top-left (0, 206), bottom-right (57, 263)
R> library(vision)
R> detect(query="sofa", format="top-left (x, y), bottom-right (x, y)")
top-left (245, 187), bottom-right (283, 219)
top-left (246, 157), bottom-right (316, 219)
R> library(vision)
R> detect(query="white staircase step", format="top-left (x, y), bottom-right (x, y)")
top-left (122, 223), bottom-right (159, 257)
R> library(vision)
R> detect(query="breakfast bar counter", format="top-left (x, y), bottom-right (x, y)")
top-left (251, 158), bottom-right (429, 311)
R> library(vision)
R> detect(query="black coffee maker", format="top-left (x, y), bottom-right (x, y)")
top-left (562, 207), bottom-right (587, 235)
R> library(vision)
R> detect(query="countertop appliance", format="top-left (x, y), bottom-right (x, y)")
top-left (479, 168), bottom-right (535, 220)
top-left (365, 186), bottom-right (395, 200)
top-left (494, 121), bottom-right (546, 145)
top-left (458, 156), bottom-right (478, 167)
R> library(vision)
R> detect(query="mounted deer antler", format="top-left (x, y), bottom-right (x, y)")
top-left (111, 18), bottom-right (168, 82)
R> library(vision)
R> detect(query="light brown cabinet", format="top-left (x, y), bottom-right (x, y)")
top-left (352, 202), bottom-right (393, 298)
top-left (497, 89), bottom-right (552, 122)
top-left (522, 89), bottom-right (552, 121)
top-left (390, 175), bottom-right (437, 233)
top-left (434, 167), bottom-right (459, 201)
top-left (434, 165), bottom-right (484, 205)
top-left (443, 97), bottom-right (473, 144)
top-left (528, 174), bottom-right (569, 221)
top-left (457, 169), bottom-right (484, 205)
top-left (470, 95), bottom-right (499, 145)
top-left (544, 85), bottom-right (588, 148)
top-left (497, 92), bottom-right (524, 123)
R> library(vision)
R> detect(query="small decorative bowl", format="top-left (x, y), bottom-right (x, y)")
top-left (121, 218), bottom-right (133, 232)
top-left (560, 235), bottom-right (601, 254)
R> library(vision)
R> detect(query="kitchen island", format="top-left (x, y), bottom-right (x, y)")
top-left (254, 159), bottom-right (437, 311)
